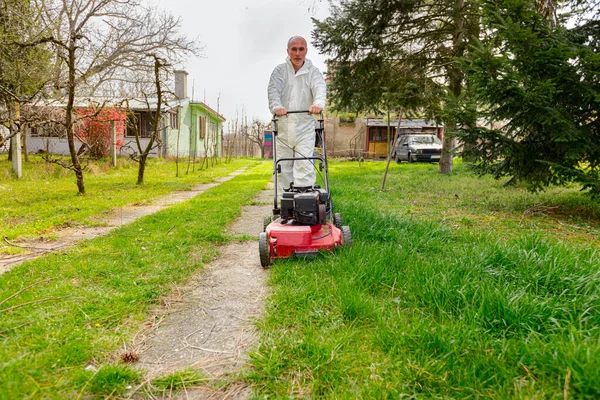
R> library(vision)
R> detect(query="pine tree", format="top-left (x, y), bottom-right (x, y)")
top-left (459, 0), bottom-right (600, 194)
top-left (312, 0), bottom-right (482, 173)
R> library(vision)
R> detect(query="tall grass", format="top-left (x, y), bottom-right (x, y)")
top-left (248, 160), bottom-right (600, 398)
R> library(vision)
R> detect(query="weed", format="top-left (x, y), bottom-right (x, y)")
top-left (151, 368), bottom-right (207, 391)
top-left (86, 364), bottom-right (139, 396)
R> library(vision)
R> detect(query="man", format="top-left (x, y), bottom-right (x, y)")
top-left (268, 36), bottom-right (326, 196)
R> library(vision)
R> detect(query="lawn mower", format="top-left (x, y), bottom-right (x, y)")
top-left (259, 110), bottom-right (351, 268)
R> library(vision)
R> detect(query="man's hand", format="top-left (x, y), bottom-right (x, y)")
top-left (274, 108), bottom-right (287, 116)
top-left (309, 105), bottom-right (323, 115)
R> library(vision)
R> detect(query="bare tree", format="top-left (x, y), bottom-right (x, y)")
top-left (223, 120), bottom-right (237, 162)
top-left (245, 118), bottom-right (266, 158)
top-left (33, 0), bottom-right (201, 194)
top-left (221, 111), bottom-right (268, 159)
top-left (126, 55), bottom-right (168, 184)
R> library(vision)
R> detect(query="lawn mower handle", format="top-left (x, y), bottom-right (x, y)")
top-left (272, 110), bottom-right (324, 117)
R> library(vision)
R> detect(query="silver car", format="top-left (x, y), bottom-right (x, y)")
top-left (392, 134), bottom-right (443, 163)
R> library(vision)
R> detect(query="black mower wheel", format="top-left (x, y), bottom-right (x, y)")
top-left (333, 213), bottom-right (343, 229)
top-left (259, 232), bottom-right (270, 268)
top-left (263, 215), bottom-right (272, 232)
top-left (342, 225), bottom-right (352, 246)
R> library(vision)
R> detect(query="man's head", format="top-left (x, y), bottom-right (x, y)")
top-left (287, 36), bottom-right (308, 72)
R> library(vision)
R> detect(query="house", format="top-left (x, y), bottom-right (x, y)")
top-left (325, 112), bottom-right (443, 159)
top-left (161, 71), bottom-right (226, 159)
top-left (22, 70), bottom-right (225, 159)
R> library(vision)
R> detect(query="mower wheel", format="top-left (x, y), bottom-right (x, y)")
top-left (334, 213), bottom-right (343, 229)
top-left (342, 225), bottom-right (352, 246)
top-left (259, 232), bottom-right (270, 268)
top-left (263, 215), bottom-right (272, 232)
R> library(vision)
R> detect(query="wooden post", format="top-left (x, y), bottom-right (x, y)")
top-left (111, 120), bottom-right (117, 166)
top-left (381, 109), bottom-right (403, 191)
top-left (22, 125), bottom-right (28, 162)
top-left (11, 102), bottom-right (22, 178)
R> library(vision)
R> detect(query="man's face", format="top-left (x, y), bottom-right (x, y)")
top-left (287, 38), bottom-right (308, 71)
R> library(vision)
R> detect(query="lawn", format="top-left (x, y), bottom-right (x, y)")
top-left (2, 158), bottom-right (600, 398)
top-left (0, 158), bottom-right (270, 398)
top-left (248, 160), bottom-right (600, 398)
top-left (0, 156), bottom-right (252, 254)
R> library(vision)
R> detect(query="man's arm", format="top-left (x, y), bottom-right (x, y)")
top-left (268, 66), bottom-right (286, 115)
top-left (309, 66), bottom-right (327, 114)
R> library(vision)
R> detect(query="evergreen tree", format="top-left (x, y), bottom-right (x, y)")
top-left (312, 0), bottom-right (482, 173)
top-left (459, 0), bottom-right (600, 194)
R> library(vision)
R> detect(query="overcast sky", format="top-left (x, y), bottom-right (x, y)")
top-left (161, 0), bottom-right (330, 125)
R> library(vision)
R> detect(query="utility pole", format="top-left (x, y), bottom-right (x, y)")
top-left (11, 102), bottom-right (22, 178)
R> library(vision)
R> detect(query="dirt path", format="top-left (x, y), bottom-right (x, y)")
top-left (0, 168), bottom-right (248, 275)
top-left (128, 187), bottom-right (273, 399)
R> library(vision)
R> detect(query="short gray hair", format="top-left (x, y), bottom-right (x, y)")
top-left (287, 36), bottom-right (307, 48)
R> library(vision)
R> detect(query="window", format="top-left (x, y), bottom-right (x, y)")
top-left (409, 135), bottom-right (442, 145)
top-left (368, 127), bottom-right (389, 142)
top-left (29, 122), bottom-right (65, 137)
top-left (126, 112), bottom-right (153, 138)
top-left (170, 109), bottom-right (179, 129)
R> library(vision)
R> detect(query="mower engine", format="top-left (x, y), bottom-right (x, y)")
top-left (280, 188), bottom-right (329, 225)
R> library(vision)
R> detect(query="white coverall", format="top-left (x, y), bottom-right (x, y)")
top-left (268, 57), bottom-right (326, 195)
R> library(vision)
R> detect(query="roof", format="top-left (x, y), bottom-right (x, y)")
top-left (15, 97), bottom-right (227, 122)
top-left (364, 118), bottom-right (441, 128)
top-left (189, 101), bottom-right (226, 122)
top-left (25, 96), bottom-right (177, 112)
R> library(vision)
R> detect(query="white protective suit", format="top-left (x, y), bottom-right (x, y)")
top-left (268, 57), bottom-right (326, 195)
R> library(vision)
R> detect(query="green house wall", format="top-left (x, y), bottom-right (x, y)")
top-left (163, 101), bottom-right (224, 158)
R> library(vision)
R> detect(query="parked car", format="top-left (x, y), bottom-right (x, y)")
top-left (392, 134), bottom-right (443, 163)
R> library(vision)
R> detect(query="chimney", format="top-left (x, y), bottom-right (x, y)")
top-left (174, 70), bottom-right (188, 99)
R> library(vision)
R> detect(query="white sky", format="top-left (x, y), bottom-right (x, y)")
top-left (162, 0), bottom-right (330, 125)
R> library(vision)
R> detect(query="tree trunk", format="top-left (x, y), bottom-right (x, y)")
top-left (439, 133), bottom-right (454, 173)
top-left (66, 39), bottom-right (85, 194)
top-left (137, 55), bottom-right (163, 184)
top-left (439, 0), bottom-right (467, 174)
top-left (22, 125), bottom-right (28, 162)
top-left (137, 153), bottom-right (147, 184)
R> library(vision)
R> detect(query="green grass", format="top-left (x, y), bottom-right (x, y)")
top-left (0, 161), bottom-right (271, 399)
top-left (247, 160), bottom-right (600, 398)
top-left (4, 157), bottom-right (600, 398)
top-left (0, 156), bottom-right (253, 253)
top-left (151, 368), bottom-right (207, 391)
